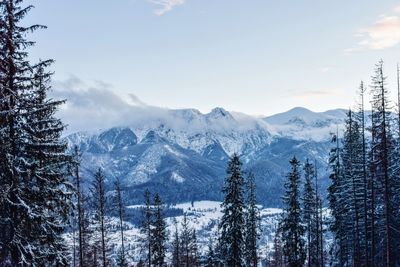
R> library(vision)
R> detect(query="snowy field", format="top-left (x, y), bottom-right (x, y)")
top-left (65, 201), bottom-right (283, 265)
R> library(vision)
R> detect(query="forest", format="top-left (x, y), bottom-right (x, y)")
top-left (0, 0), bottom-right (399, 266)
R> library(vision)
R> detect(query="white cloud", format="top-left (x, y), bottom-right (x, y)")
top-left (147, 0), bottom-right (185, 16)
top-left (349, 15), bottom-right (400, 51)
top-left (394, 5), bottom-right (400, 13)
top-left (51, 76), bottom-right (267, 136)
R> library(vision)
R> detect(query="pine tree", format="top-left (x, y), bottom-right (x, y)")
top-left (151, 193), bottom-right (167, 267)
top-left (180, 213), bottom-right (192, 267)
top-left (172, 219), bottom-right (181, 267)
top-left (392, 63), bottom-right (400, 266)
top-left (370, 60), bottom-right (396, 266)
top-left (0, 1), bottom-right (72, 264)
top-left (206, 237), bottom-right (216, 267)
top-left (189, 229), bottom-right (199, 267)
top-left (140, 189), bottom-right (153, 266)
top-left (219, 153), bottom-right (246, 267)
top-left (316, 194), bottom-right (324, 267)
top-left (91, 168), bottom-right (109, 267)
top-left (280, 156), bottom-right (305, 267)
top-left (271, 224), bottom-right (285, 267)
top-left (327, 131), bottom-right (347, 266)
top-left (368, 107), bottom-right (378, 267)
top-left (177, 214), bottom-right (199, 266)
top-left (302, 159), bottom-right (318, 267)
top-left (244, 172), bottom-right (260, 267)
top-left (341, 110), bottom-right (365, 265)
top-left (72, 146), bottom-right (89, 267)
top-left (356, 81), bottom-right (370, 266)
top-left (114, 178), bottom-right (127, 267)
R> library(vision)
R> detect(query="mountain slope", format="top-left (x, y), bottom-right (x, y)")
top-left (66, 107), bottom-right (346, 206)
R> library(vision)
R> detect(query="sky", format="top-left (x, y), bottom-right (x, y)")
top-left (24, 0), bottom-right (400, 117)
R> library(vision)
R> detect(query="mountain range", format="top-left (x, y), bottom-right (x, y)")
top-left (66, 107), bottom-right (348, 206)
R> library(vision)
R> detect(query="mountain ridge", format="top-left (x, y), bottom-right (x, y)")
top-left (66, 107), bottom-right (348, 206)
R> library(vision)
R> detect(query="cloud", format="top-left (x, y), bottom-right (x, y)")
top-left (147, 0), bottom-right (185, 16)
top-left (394, 5), bottom-right (400, 13)
top-left (348, 14), bottom-right (400, 51)
top-left (51, 76), bottom-right (168, 134)
top-left (128, 93), bottom-right (148, 106)
top-left (50, 76), bottom-right (264, 136)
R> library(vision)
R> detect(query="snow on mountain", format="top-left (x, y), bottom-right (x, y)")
top-left (264, 107), bottom-right (347, 141)
top-left (66, 107), bottom-right (348, 206)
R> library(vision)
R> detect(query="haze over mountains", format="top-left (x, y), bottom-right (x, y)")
top-left (67, 106), bottom-right (348, 206)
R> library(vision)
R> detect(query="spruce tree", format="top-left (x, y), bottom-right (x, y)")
top-left (302, 159), bottom-right (318, 267)
top-left (180, 213), bottom-right (192, 267)
top-left (172, 219), bottom-right (181, 267)
top-left (370, 60), bottom-right (396, 266)
top-left (91, 168), bottom-right (109, 267)
top-left (244, 172), bottom-right (260, 267)
top-left (327, 131), bottom-right (347, 266)
top-left (72, 146), bottom-right (89, 267)
top-left (356, 81), bottom-right (370, 266)
top-left (280, 156), bottom-right (305, 267)
top-left (190, 229), bottom-right (199, 267)
top-left (0, 1), bottom-right (72, 264)
top-left (219, 153), bottom-right (246, 267)
top-left (114, 178), bottom-right (127, 267)
top-left (206, 237), bottom-right (216, 267)
top-left (271, 224), bottom-right (285, 267)
top-left (151, 193), bottom-right (167, 267)
top-left (340, 110), bottom-right (365, 265)
top-left (140, 189), bottom-right (153, 266)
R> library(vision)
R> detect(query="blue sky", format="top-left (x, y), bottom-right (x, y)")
top-left (25, 0), bottom-right (400, 116)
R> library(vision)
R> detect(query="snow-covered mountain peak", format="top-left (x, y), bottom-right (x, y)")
top-left (140, 130), bottom-right (166, 144)
top-left (206, 107), bottom-right (235, 121)
top-left (64, 106), bottom-right (348, 205)
top-left (264, 107), bottom-right (346, 141)
top-left (169, 108), bottom-right (202, 122)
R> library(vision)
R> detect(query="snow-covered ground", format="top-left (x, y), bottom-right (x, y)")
top-left (65, 201), bottom-right (283, 265)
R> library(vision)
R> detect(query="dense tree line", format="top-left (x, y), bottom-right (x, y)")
top-left (268, 157), bottom-right (324, 267)
top-left (327, 60), bottom-right (400, 267)
top-left (1, 1), bottom-right (400, 266)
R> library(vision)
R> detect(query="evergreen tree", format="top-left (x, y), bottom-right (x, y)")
top-left (368, 107), bottom-right (378, 267)
top-left (219, 153), bottom-right (246, 267)
top-left (280, 156), bottom-right (305, 267)
top-left (327, 131), bottom-right (347, 266)
top-left (172, 219), bottom-right (180, 267)
top-left (140, 189), bottom-right (153, 266)
top-left (91, 168), bottom-right (109, 267)
top-left (370, 60), bottom-right (396, 266)
top-left (151, 193), bottom-right (167, 267)
top-left (356, 81), bottom-right (370, 266)
top-left (180, 213), bottom-right (192, 267)
top-left (271, 224), bottom-right (285, 267)
top-left (190, 229), bottom-right (199, 267)
top-left (0, 1), bottom-right (72, 264)
top-left (302, 159), bottom-right (318, 267)
top-left (114, 178), bottom-right (127, 267)
top-left (206, 237), bottom-right (216, 267)
top-left (341, 110), bottom-right (365, 265)
top-left (72, 146), bottom-right (90, 267)
top-left (244, 172), bottom-right (260, 267)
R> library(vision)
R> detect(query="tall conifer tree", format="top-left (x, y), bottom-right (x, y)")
top-left (244, 172), bottom-right (259, 267)
top-left (0, 1), bottom-right (71, 264)
top-left (280, 157), bottom-right (305, 267)
top-left (219, 153), bottom-right (246, 267)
